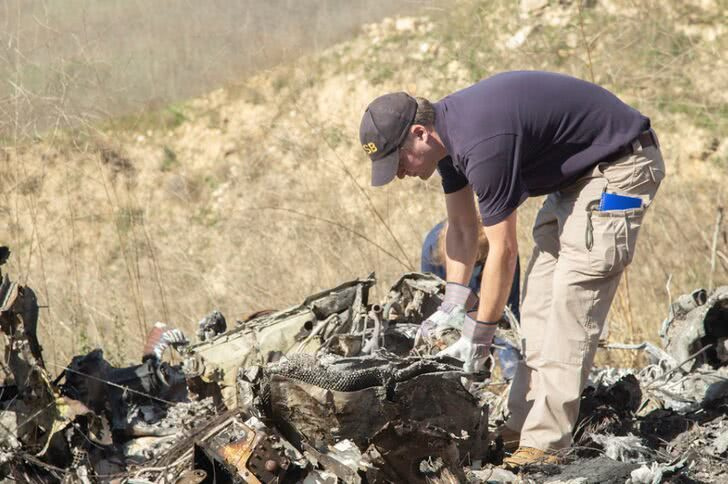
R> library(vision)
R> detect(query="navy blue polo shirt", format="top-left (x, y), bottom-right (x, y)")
top-left (434, 71), bottom-right (650, 226)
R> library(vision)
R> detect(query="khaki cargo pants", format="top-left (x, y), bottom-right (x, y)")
top-left (505, 134), bottom-right (665, 451)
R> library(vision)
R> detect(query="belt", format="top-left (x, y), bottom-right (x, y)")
top-left (613, 129), bottom-right (658, 159)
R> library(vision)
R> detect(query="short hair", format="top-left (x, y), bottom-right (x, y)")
top-left (413, 97), bottom-right (435, 127)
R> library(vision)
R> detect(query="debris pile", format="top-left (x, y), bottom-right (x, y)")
top-left (1, 245), bottom-right (728, 483)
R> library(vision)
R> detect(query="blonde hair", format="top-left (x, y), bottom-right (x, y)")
top-left (431, 221), bottom-right (489, 266)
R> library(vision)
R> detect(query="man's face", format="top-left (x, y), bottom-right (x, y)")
top-left (396, 126), bottom-right (439, 181)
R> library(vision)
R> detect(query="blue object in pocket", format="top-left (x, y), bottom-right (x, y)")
top-left (599, 192), bottom-right (643, 211)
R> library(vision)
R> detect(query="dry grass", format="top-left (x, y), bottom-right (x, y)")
top-left (0, 0), bottom-right (444, 139)
top-left (1, 0), bottom-right (727, 368)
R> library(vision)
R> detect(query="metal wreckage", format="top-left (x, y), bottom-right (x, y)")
top-left (1, 244), bottom-right (728, 484)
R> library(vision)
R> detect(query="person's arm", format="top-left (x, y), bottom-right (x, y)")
top-left (413, 187), bottom-right (480, 348)
top-left (477, 210), bottom-right (518, 322)
top-left (439, 134), bottom-right (522, 372)
top-left (443, 184), bottom-right (480, 286)
top-left (440, 210), bottom-right (518, 372)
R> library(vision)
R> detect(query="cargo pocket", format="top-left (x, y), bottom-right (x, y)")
top-left (541, 337), bottom-right (588, 365)
top-left (585, 205), bottom-right (645, 275)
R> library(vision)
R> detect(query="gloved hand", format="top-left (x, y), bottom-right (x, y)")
top-left (414, 282), bottom-right (475, 346)
top-left (439, 312), bottom-right (497, 373)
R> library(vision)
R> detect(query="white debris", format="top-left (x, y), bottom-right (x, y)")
top-left (628, 458), bottom-right (688, 484)
top-left (653, 365), bottom-right (728, 413)
top-left (303, 470), bottom-right (338, 484)
top-left (712, 430), bottom-right (728, 455)
top-left (122, 435), bottom-right (177, 463)
top-left (469, 466), bottom-right (519, 483)
top-left (629, 462), bottom-right (665, 484)
top-left (589, 433), bottom-right (653, 463)
top-left (0, 410), bottom-right (20, 451)
top-left (0, 451), bottom-right (13, 466)
top-left (332, 439), bottom-right (364, 468)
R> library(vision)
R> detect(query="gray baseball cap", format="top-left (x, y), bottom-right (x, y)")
top-left (359, 92), bottom-right (417, 186)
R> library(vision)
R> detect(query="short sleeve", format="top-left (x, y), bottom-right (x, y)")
top-left (464, 134), bottom-right (527, 226)
top-left (437, 156), bottom-right (468, 194)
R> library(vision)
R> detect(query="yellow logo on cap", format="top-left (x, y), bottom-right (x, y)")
top-left (362, 142), bottom-right (378, 154)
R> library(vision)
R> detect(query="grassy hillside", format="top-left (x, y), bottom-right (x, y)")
top-left (0, 0), bottom-right (444, 138)
top-left (2, 0), bottom-right (727, 368)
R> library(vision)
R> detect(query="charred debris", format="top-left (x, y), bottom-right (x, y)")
top-left (1, 245), bottom-right (728, 483)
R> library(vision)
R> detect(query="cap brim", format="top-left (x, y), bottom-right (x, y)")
top-left (371, 149), bottom-right (399, 187)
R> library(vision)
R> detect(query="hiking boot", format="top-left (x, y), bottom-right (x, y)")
top-left (502, 446), bottom-right (560, 469)
top-left (489, 424), bottom-right (521, 453)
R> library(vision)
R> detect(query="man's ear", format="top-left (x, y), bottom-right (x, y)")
top-left (411, 124), bottom-right (428, 142)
